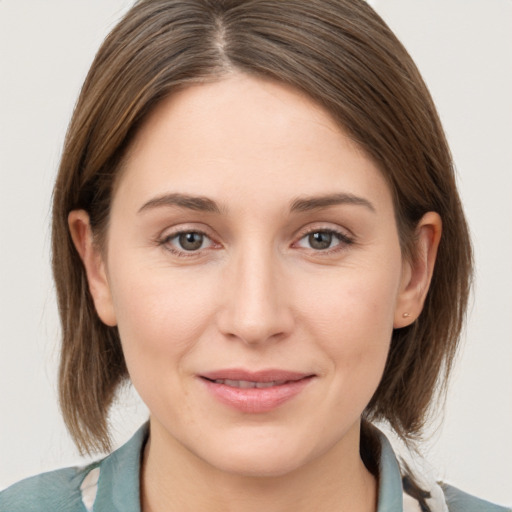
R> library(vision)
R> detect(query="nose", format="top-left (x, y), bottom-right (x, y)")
top-left (216, 245), bottom-right (294, 346)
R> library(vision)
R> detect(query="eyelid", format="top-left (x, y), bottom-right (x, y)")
top-left (294, 221), bottom-right (354, 240)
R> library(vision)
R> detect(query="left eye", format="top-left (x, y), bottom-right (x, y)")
top-left (296, 230), bottom-right (349, 251)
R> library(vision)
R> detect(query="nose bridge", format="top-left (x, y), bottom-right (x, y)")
top-left (218, 239), bottom-right (292, 345)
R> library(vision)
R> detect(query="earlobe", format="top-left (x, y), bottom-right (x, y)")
top-left (68, 210), bottom-right (117, 327)
top-left (394, 212), bottom-right (442, 328)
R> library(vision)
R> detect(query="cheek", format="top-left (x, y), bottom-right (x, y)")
top-left (108, 262), bottom-right (219, 376)
top-left (298, 264), bottom-right (399, 338)
top-left (296, 265), bottom-right (399, 389)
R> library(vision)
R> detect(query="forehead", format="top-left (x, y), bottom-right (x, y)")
top-left (116, 74), bottom-right (392, 215)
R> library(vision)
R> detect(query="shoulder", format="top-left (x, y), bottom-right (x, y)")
top-left (442, 483), bottom-right (512, 512)
top-left (0, 423), bottom-right (148, 512)
top-left (0, 464), bottom-right (94, 512)
top-left (373, 425), bottom-right (510, 512)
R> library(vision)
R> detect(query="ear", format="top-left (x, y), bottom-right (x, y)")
top-left (68, 210), bottom-right (117, 327)
top-left (394, 212), bottom-right (442, 328)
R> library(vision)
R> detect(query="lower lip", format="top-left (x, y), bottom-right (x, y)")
top-left (201, 377), bottom-right (313, 413)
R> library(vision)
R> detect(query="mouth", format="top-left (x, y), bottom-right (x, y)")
top-left (205, 379), bottom-right (292, 389)
top-left (199, 369), bottom-right (315, 413)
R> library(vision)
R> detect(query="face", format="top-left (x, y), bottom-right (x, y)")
top-left (75, 75), bottom-right (425, 477)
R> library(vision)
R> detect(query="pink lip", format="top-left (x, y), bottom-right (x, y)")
top-left (199, 368), bottom-right (315, 413)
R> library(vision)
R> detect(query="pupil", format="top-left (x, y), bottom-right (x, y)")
top-left (309, 232), bottom-right (332, 250)
top-left (179, 232), bottom-right (203, 251)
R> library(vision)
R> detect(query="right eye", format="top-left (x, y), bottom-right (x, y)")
top-left (160, 230), bottom-right (216, 256)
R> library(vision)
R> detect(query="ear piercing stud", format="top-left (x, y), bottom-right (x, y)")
top-left (402, 312), bottom-right (411, 318)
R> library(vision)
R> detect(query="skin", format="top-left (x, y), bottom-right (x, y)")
top-left (70, 74), bottom-right (441, 512)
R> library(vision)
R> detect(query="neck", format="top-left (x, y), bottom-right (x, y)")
top-left (141, 420), bottom-right (378, 512)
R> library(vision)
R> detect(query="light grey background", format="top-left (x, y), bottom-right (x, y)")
top-left (1, 0), bottom-right (511, 505)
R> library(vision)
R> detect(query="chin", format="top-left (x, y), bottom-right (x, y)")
top-left (211, 451), bottom-right (307, 478)
top-left (195, 431), bottom-right (317, 478)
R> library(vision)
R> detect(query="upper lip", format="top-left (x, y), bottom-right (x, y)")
top-left (200, 369), bottom-right (313, 383)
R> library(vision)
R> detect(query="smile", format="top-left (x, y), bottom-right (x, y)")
top-left (210, 379), bottom-right (289, 388)
top-left (199, 369), bottom-right (315, 413)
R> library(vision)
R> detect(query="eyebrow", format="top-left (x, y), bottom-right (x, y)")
top-left (138, 192), bottom-right (375, 215)
top-left (138, 193), bottom-right (222, 214)
top-left (290, 193), bottom-right (376, 213)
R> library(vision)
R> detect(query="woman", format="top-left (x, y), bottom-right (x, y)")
top-left (1, 1), bottom-right (509, 511)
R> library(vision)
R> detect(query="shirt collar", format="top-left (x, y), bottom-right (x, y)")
top-left (375, 428), bottom-right (405, 512)
top-left (95, 422), bottom-right (148, 512)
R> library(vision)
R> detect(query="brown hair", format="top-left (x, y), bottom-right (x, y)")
top-left (52, 0), bottom-right (472, 455)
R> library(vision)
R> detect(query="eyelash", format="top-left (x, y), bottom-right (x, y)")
top-left (157, 227), bottom-right (354, 258)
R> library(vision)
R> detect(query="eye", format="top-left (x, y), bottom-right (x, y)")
top-left (161, 230), bottom-right (216, 254)
top-left (295, 229), bottom-right (353, 251)
top-left (176, 232), bottom-right (206, 251)
top-left (307, 231), bottom-right (335, 250)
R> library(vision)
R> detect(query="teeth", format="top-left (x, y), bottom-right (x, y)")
top-left (255, 382), bottom-right (276, 388)
top-left (213, 379), bottom-right (287, 388)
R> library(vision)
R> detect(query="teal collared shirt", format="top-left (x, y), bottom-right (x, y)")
top-left (1, 423), bottom-right (509, 512)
